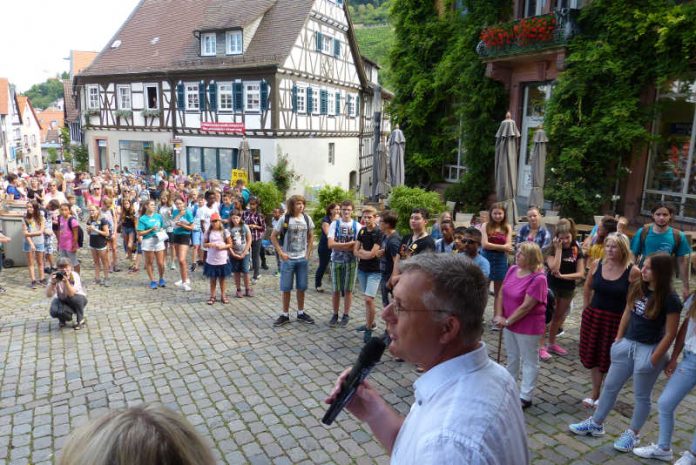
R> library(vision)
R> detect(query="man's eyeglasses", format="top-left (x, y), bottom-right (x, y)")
top-left (389, 300), bottom-right (450, 316)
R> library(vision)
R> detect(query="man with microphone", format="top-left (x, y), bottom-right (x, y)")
top-left (325, 253), bottom-right (529, 464)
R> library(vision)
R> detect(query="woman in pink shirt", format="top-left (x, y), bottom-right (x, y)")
top-left (494, 242), bottom-right (548, 409)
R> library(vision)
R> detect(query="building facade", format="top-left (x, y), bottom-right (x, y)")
top-left (16, 96), bottom-right (43, 171)
top-left (0, 78), bottom-right (24, 174)
top-left (76, 0), bottom-right (388, 194)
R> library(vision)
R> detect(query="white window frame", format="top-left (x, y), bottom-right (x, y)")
top-left (117, 85), bottom-right (132, 110)
top-left (321, 33), bottom-right (333, 55)
top-left (296, 86), bottom-right (306, 114)
top-left (185, 82), bottom-right (200, 111)
top-left (329, 142), bottom-right (335, 165)
top-left (87, 85), bottom-right (99, 109)
top-left (327, 91), bottom-right (335, 116)
top-left (144, 84), bottom-right (159, 110)
top-left (347, 94), bottom-right (356, 117)
top-left (226, 30), bottom-right (243, 55)
top-left (244, 81), bottom-right (261, 112)
top-left (201, 32), bottom-right (216, 56)
top-left (311, 87), bottom-right (320, 114)
top-left (218, 82), bottom-right (233, 111)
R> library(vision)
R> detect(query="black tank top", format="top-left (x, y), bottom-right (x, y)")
top-left (590, 262), bottom-right (632, 313)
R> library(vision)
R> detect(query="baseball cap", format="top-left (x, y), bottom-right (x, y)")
top-left (210, 212), bottom-right (221, 221)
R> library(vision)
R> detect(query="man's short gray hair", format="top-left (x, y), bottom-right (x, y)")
top-left (400, 253), bottom-right (487, 344)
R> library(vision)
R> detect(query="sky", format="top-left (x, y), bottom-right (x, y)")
top-left (1, 0), bottom-right (141, 92)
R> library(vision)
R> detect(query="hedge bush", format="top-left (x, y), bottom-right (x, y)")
top-left (387, 185), bottom-right (445, 235)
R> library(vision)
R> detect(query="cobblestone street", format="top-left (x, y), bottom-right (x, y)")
top-left (1, 252), bottom-right (695, 464)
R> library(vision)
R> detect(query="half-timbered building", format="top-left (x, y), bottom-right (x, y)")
top-left (75, 0), bottom-right (389, 193)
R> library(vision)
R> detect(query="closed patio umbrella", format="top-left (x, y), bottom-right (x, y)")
top-left (388, 125), bottom-right (405, 187)
top-left (495, 112), bottom-right (520, 224)
top-left (237, 137), bottom-right (254, 182)
top-left (528, 128), bottom-right (548, 210)
top-left (374, 140), bottom-right (390, 197)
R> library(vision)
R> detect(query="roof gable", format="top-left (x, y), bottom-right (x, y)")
top-left (0, 78), bottom-right (9, 115)
top-left (80, 0), bottom-right (314, 78)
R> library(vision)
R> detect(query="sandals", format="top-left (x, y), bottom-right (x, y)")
top-left (207, 297), bottom-right (216, 305)
top-left (128, 267), bottom-right (139, 273)
top-left (221, 296), bottom-right (230, 304)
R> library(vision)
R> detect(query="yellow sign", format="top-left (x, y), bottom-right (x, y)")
top-left (230, 169), bottom-right (248, 185)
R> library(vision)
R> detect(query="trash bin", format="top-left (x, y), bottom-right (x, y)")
top-left (0, 212), bottom-right (27, 267)
top-left (4, 200), bottom-right (28, 214)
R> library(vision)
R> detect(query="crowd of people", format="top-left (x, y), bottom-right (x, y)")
top-left (2, 165), bottom-right (696, 464)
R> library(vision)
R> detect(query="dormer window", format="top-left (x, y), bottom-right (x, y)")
top-left (226, 30), bottom-right (243, 55)
top-left (201, 32), bottom-right (216, 56)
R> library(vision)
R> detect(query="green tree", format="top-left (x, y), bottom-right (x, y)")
top-left (146, 143), bottom-right (175, 173)
top-left (47, 148), bottom-right (59, 164)
top-left (267, 153), bottom-right (300, 198)
top-left (248, 182), bottom-right (284, 216)
top-left (544, 0), bottom-right (696, 220)
top-left (73, 145), bottom-right (89, 172)
top-left (387, 185), bottom-right (444, 234)
top-left (310, 185), bottom-right (356, 234)
top-left (24, 77), bottom-right (64, 110)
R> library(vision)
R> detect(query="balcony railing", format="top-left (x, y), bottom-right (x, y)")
top-left (476, 8), bottom-right (580, 59)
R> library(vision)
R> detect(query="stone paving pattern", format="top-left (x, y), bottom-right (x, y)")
top-left (1, 249), bottom-right (695, 464)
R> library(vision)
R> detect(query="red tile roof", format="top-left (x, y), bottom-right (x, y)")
top-left (0, 78), bottom-right (9, 115)
top-left (80, 0), bottom-right (315, 77)
top-left (63, 80), bottom-right (79, 122)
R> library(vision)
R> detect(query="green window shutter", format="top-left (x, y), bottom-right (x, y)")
top-left (198, 81), bottom-right (207, 111)
top-left (320, 90), bottom-right (327, 115)
top-left (316, 31), bottom-right (322, 51)
top-left (355, 94), bottom-right (360, 116)
top-left (260, 80), bottom-right (269, 111)
top-left (307, 87), bottom-right (313, 113)
top-left (333, 39), bottom-right (341, 57)
top-left (233, 82), bottom-right (243, 112)
top-left (346, 94), bottom-right (351, 116)
top-left (335, 92), bottom-right (341, 115)
top-left (208, 83), bottom-right (217, 111)
top-left (292, 85), bottom-right (298, 113)
top-left (176, 82), bottom-right (184, 110)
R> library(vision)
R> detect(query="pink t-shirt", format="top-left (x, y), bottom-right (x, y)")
top-left (58, 216), bottom-right (77, 251)
top-left (205, 229), bottom-right (230, 266)
top-left (501, 265), bottom-right (548, 335)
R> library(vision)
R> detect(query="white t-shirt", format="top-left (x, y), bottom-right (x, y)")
top-left (198, 205), bottom-right (216, 234)
top-left (274, 214), bottom-right (315, 260)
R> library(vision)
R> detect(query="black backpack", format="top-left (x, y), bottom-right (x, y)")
top-left (277, 212), bottom-right (311, 245)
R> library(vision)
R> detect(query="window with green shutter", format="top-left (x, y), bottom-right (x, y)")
top-left (333, 39), bottom-right (341, 58)
top-left (292, 85), bottom-right (298, 113)
top-left (320, 89), bottom-right (328, 115)
top-left (176, 82), bottom-right (185, 110)
top-left (198, 81), bottom-right (207, 111)
top-left (307, 87), bottom-right (314, 114)
top-left (260, 80), bottom-right (269, 111)
top-left (316, 31), bottom-right (323, 51)
top-left (335, 92), bottom-right (341, 115)
top-left (208, 83), bottom-right (217, 111)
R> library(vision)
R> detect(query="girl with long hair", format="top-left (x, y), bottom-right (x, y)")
top-left (137, 200), bottom-right (166, 289)
top-left (101, 196), bottom-right (120, 272)
top-left (158, 190), bottom-right (175, 270)
top-left (481, 202), bottom-right (513, 323)
top-left (514, 206), bottom-right (551, 252)
top-left (203, 213), bottom-right (232, 304)
top-left (540, 218), bottom-right (585, 360)
top-left (86, 204), bottom-right (111, 286)
top-left (22, 200), bottom-right (46, 288)
top-left (580, 233), bottom-right (640, 408)
top-left (119, 197), bottom-right (137, 269)
top-left (170, 196), bottom-right (194, 292)
top-left (570, 254), bottom-right (681, 454)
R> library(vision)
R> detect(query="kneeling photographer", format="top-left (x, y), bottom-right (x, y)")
top-left (47, 257), bottom-right (87, 330)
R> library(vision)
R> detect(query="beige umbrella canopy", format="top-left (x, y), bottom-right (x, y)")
top-left (495, 112), bottom-right (520, 224)
top-left (528, 128), bottom-right (548, 210)
top-left (374, 140), bottom-right (390, 197)
top-left (237, 137), bottom-right (254, 182)
top-left (388, 126), bottom-right (405, 187)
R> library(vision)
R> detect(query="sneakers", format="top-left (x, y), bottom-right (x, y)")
top-left (329, 314), bottom-right (339, 327)
top-left (73, 318), bottom-right (86, 331)
top-left (169, 263), bottom-right (176, 270)
top-left (158, 278), bottom-right (166, 288)
top-left (273, 314), bottom-right (290, 327)
top-left (539, 347), bottom-right (552, 361)
top-left (614, 429), bottom-right (640, 452)
top-left (569, 418), bottom-right (605, 437)
top-left (174, 280), bottom-right (183, 288)
top-left (675, 451), bottom-right (696, 465)
top-left (274, 271), bottom-right (280, 277)
top-left (340, 314), bottom-right (350, 327)
top-left (297, 312), bottom-right (315, 325)
top-left (521, 399), bottom-right (533, 409)
top-left (547, 344), bottom-right (568, 356)
top-left (182, 283), bottom-right (192, 292)
top-left (356, 324), bottom-right (376, 332)
top-left (557, 327), bottom-right (566, 337)
top-left (261, 264), bottom-right (269, 270)
top-left (633, 444), bottom-right (673, 462)
top-left (150, 281), bottom-right (158, 290)
top-left (315, 287), bottom-right (325, 293)
top-left (101, 279), bottom-right (110, 287)
top-left (235, 289), bottom-right (243, 298)
top-left (363, 329), bottom-right (373, 343)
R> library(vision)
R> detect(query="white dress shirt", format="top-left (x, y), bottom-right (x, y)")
top-left (390, 343), bottom-right (529, 465)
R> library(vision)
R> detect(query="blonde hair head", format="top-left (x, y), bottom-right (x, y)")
top-left (603, 233), bottom-right (632, 269)
top-left (518, 242), bottom-right (544, 272)
top-left (58, 404), bottom-right (216, 465)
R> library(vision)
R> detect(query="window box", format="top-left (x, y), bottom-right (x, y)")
top-left (115, 109), bottom-right (133, 119)
top-left (141, 109), bottom-right (162, 118)
top-left (85, 109), bottom-right (100, 117)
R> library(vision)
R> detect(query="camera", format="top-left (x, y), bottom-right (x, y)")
top-left (54, 271), bottom-right (66, 281)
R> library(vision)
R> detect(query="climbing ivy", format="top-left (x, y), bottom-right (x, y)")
top-left (544, 0), bottom-right (696, 221)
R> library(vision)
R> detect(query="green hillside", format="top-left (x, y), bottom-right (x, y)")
top-left (354, 25), bottom-right (395, 89)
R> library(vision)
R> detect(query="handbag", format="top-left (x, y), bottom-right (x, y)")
top-left (155, 230), bottom-right (169, 242)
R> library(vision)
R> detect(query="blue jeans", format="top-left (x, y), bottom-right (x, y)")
top-left (280, 258), bottom-right (308, 292)
top-left (658, 350), bottom-right (696, 451)
top-left (594, 338), bottom-right (666, 432)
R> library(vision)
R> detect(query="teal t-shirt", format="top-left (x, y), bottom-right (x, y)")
top-left (137, 213), bottom-right (164, 239)
top-left (630, 226), bottom-right (691, 259)
top-left (171, 208), bottom-right (194, 235)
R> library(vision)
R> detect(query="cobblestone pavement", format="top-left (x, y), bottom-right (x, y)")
top-left (1, 250), bottom-right (695, 465)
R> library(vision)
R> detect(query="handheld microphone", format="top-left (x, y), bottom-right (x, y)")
top-left (322, 336), bottom-right (387, 425)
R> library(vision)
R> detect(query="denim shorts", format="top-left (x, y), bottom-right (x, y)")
top-left (279, 258), bottom-right (308, 292)
top-left (23, 241), bottom-right (46, 253)
top-left (357, 270), bottom-right (381, 298)
top-left (191, 230), bottom-right (202, 246)
top-left (231, 255), bottom-right (250, 273)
